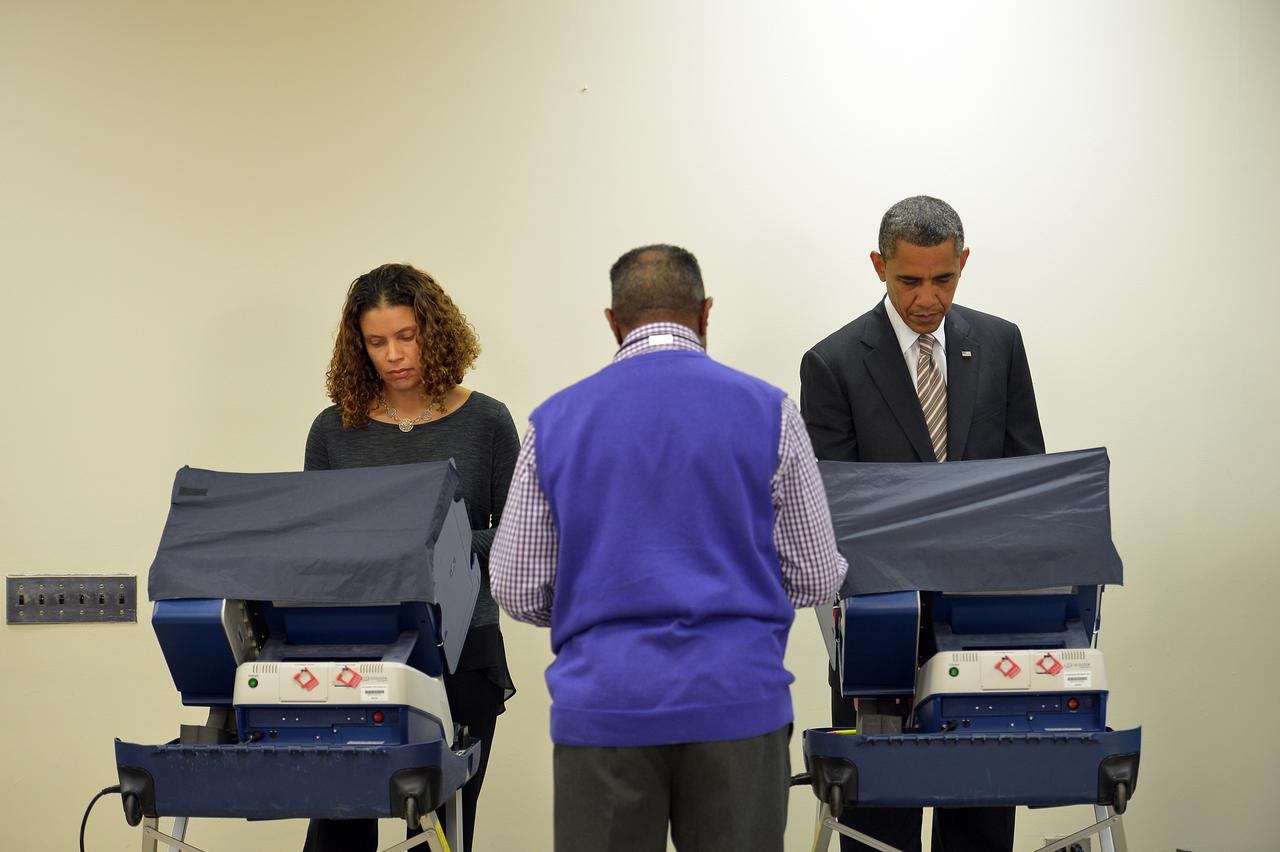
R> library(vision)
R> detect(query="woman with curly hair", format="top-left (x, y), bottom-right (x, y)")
top-left (302, 262), bottom-right (518, 852)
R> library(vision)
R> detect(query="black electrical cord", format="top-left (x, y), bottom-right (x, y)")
top-left (80, 785), bottom-right (121, 852)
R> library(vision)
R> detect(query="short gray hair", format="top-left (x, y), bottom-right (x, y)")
top-left (609, 244), bottom-right (705, 328)
top-left (878, 196), bottom-right (965, 258)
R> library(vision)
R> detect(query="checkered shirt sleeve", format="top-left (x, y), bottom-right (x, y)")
top-left (490, 424), bottom-right (557, 626)
top-left (773, 396), bottom-right (847, 606)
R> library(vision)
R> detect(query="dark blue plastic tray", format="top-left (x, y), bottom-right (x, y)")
top-left (803, 727), bottom-right (1140, 810)
top-left (115, 738), bottom-right (480, 821)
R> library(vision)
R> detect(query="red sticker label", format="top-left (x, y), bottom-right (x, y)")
top-left (995, 657), bottom-right (1022, 678)
top-left (335, 666), bottom-right (363, 688)
top-left (1037, 654), bottom-right (1063, 675)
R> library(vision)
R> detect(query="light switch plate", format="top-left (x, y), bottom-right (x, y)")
top-left (6, 575), bottom-right (137, 624)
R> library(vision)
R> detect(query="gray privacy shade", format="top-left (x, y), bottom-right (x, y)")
top-left (149, 461), bottom-right (473, 606)
top-left (823, 448), bottom-right (1123, 597)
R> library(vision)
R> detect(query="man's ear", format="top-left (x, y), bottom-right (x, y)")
top-left (958, 246), bottom-right (970, 273)
top-left (605, 307), bottom-right (624, 346)
top-left (870, 251), bottom-right (888, 282)
top-left (698, 297), bottom-right (713, 340)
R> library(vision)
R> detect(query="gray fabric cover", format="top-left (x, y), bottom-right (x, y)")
top-left (149, 462), bottom-right (466, 605)
top-left (824, 448), bottom-right (1123, 597)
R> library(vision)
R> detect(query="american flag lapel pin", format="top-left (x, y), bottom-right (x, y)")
top-left (961, 350), bottom-right (972, 358)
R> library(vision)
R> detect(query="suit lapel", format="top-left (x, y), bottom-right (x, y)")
top-left (944, 306), bottom-right (979, 461)
top-left (862, 303), bottom-right (936, 462)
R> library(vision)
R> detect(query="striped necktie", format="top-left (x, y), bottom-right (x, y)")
top-left (916, 333), bottom-right (947, 462)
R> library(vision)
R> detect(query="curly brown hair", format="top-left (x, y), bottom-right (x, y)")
top-left (326, 263), bottom-right (480, 428)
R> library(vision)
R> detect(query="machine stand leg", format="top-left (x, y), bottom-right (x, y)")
top-left (141, 823), bottom-right (206, 852)
top-left (1092, 804), bottom-right (1128, 852)
top-left (134, 820), bottom-right (438, 852)
top-left (1028, 810), bottom-right (1126, 852)
top-left (167, 817), bottom-right (189, 852)
top-left (380, 830), bottom-right (435, 851)
top-left (797, 794), bottom-right (1135, 852)
top-left (132, 810), bottom-right (456, 852)
top-left (809, 801), bottom-right (905, 852)
top-left (810, 799), bottom-right (833, 852)
top-left (444, 788), bottom-right (464, 852)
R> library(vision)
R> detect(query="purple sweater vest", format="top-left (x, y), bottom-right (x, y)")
top-left (531, 350), bottom-right (795, 747)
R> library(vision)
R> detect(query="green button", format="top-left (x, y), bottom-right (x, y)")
top-left (248, 677), bottom-right (259, 688)
top-left (948, 666), bottom-right (960, 677)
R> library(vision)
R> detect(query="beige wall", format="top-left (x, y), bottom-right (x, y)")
top-left (2, 1), bottom-right (1278, 849)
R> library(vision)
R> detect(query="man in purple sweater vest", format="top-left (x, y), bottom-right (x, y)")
top-left (491, 244), bottom-right (848, 852)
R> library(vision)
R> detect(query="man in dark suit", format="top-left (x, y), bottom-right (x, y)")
top-left (799, 196), bottom-right (1045, 852)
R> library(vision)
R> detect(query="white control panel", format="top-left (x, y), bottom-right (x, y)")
top-left (232, 660), bottom-right (453, 738)
top-left (916, 648), bottom-right (1108, 701)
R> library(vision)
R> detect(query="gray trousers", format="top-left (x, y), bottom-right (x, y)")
top-left (553, 725), bottom-right (790, 852)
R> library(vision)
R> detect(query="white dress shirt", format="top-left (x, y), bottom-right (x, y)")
top-left (883, 295), bottom-right (948, 386)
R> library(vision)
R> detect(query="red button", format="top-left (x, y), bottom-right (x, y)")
top-left (1067, 697), bottom-right (1080, 711)
top-left (372, 710), bottom-right (385, 724)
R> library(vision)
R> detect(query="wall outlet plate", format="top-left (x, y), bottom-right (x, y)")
top-left (6, 575), bottom-right (137, 624)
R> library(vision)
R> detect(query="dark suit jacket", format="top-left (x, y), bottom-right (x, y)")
top-left (800, 301), bottom-right (1044, 462)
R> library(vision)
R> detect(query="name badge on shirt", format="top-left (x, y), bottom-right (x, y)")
top-left (647, 334), bottom-right (675, 346)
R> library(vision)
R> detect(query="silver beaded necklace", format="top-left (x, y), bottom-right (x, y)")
top-left (380, 393), bottom-right (443, 432)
